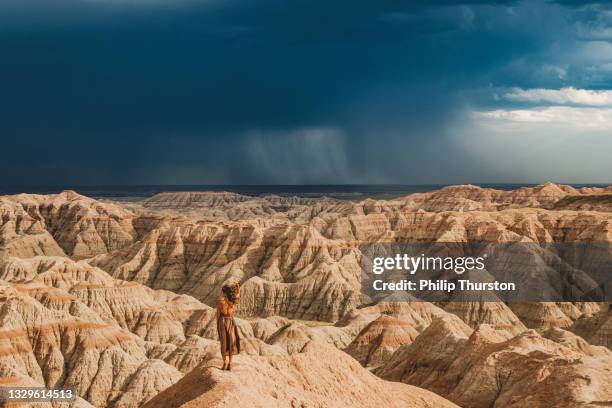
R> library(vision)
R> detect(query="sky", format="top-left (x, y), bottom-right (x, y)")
top-left (1, 0), bottom-right (612, 185)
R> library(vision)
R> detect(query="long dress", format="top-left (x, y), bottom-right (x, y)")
top-left (216, 296), bottom-right (241, 357)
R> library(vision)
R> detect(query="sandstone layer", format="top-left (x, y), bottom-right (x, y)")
top-left (376, 316), bottom-right (612, 408)
top-left (1, 184), bottom-right (611, 408)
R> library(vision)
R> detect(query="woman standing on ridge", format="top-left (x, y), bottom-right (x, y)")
top-left (217, 282), bottom-right (241, 370)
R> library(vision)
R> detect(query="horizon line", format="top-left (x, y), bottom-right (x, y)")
top-left (2, 182), bottom-right (612, 189)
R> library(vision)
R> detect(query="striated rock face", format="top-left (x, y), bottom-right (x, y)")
top-left (5, 188), bottom-right (611, 324)
top-left (133, 191), bottom-right (351, 224)
top-left (443, 298), bottom-right (527, 338)
top-left (0, 254), bottom-right (309, 407)
top-left (310, 301), bottom-right (451, 350)
top-left (376, 316), bottom-right (612, 408)
top-left (91, 201), bottom-right (612, 321)
top-left (135, 183), bottom-right (612, 222)
top-left (127, 184), bottom-right (612, 245)
top-left (87, 219), bottom-right (362, 321)
top-left (0, 254), bottom-right (376, 408)
top-left (344, 315), bottom-right (418, 367)
top-left (0, 256), bottom-right (200, 346)
top-left (0, 191), bottom-right (136, 259)
top-left (543, 326), bottom-right (612, 357)
top-left (509, 302), bottom-right (575, 329)
top-left (0, 279), bottom-right (183, 408)
top-left (1, 185), bottom-right (612, 408)
top-left (143, 192), bottom-right (255, 209)
top-left (143, 340), bottom-right (459, 408)
top-left (571, 307), bottom-right (612, 350)
top-left (393, 182), bottom-right (581, 212)
top-left (553, 194), bottom-right (612, 211)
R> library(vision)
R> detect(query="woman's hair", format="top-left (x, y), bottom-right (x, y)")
top-left (222, 282), bottom-right (240, 303)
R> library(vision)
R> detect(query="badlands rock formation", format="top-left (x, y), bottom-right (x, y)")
top-left (0, 191), bottom-right (136, 259)
top-left (99, 197), bottom-right (612, 312)
top-left (343, 315), bottom-right (418, 367)
top-left (571, 307), bottom-right (612, 350)
top-left (0, 258), bottom-right (462, 408)
top-left (0, 183), bottom-right (611, 408)
top-left (376, 316), bottom-right (612, 408)
top-left (87, 220), bottom-right (362, 321)
top-left (0, 280), bottom-right (182, 408)
top-left (443, 297), bottom-right (527, 338)
top-left (5, 187), bottom-right (610, 319)
top-left (134, 182), bottom-right (612, 218)
top-left (143, 341), bottom-right (459, 408)
top-left (553, 193), bottom-right (612, 211)
top-left (0, 256), bottom-right (193, 408)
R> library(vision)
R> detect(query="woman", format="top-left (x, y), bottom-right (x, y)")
top-left (216, 282), bottom-right (241, 370)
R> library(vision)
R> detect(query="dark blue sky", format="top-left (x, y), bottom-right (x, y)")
top-left (1, 0), bottom-right (612, 185)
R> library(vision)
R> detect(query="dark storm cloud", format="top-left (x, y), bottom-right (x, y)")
top-left (0, 0), bottom-right (610, 184)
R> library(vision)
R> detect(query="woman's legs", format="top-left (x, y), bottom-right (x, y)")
top-left (221, 354), bottom-right (227, 370)
top-left (226, 318), bottom-right (234, 370)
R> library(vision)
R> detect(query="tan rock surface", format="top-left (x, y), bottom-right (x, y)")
top-left (443, 298), bottom-right (526, 338)
top-left (1, 186), bottom-right (612, 408)
top-left (134, 183), bottom-right (612, 222)
top-left (509, 302), bottom-right (574, 329)
top-left (344, 315), bottom-right (419, 367)
top-left (0, 280), bottom-right (182, 408)
top-left (143, 341), bottom-right (459, 408)
top-left (553, 194), bottom-right (612, 211)
top-left (376, 316), bottom-right (612, 408)
top-left (543, 326), bottom-right (612, 357)
top-left (0, 191), bottom-right (136, 259)
top-left (571, 307), bottom-right (612, 350)
top-left (87, 219), bottom-right (362, 321)
top-left (5, 189), bottom-right (610, 324)
top-left (310, 301), bottom-right (451, 349)
top-left (394, 182), bottom-right (581, 212)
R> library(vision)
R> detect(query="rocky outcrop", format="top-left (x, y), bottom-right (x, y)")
top-left (443, 298), bottom-right (526, 338)
top-left (87, 220), bottom-right (362, 321)
top-left (553, 194), bottom-right (612, 212)
top-left (0, 191), bottom-right (136, 259)
top-left (136, 183), bottom-right (612, 223)
top-left (143, 341), bottom-right (459, 408)
top-left (5, 189), bottom-right (611, 324)
top-left (0, 254), bottom-right (364, 407)
top-left (344, 315), bottom-right (418, 367)
top-left (311, 301), bottom-right (451, 349)
top-left (0, 280), bottom-right (182, 408)
top-left (137, 191), bottom-right (351, 224)
top-left (376, 316), bottom-right (612, 408)
top-left (571, 307), bottom-right (612, 350)
top-left (2, 186), bottom-right (612, 408)
top-left (85, 206), bottom-right (612, 321)
top-left (543, 326), bottom-right (612, 357)
top-left (509, 302), bottom-right (575, 329)
top-left (393, 182), bottom-right (580, 212)
top-left (0, 256), bottom-right (204, 345)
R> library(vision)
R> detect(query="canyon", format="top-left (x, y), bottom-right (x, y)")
top-left (0, 184), bottom-right (610, 407)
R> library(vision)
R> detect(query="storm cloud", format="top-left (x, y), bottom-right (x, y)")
top-left (1, 0), bottom-right (611, 185)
